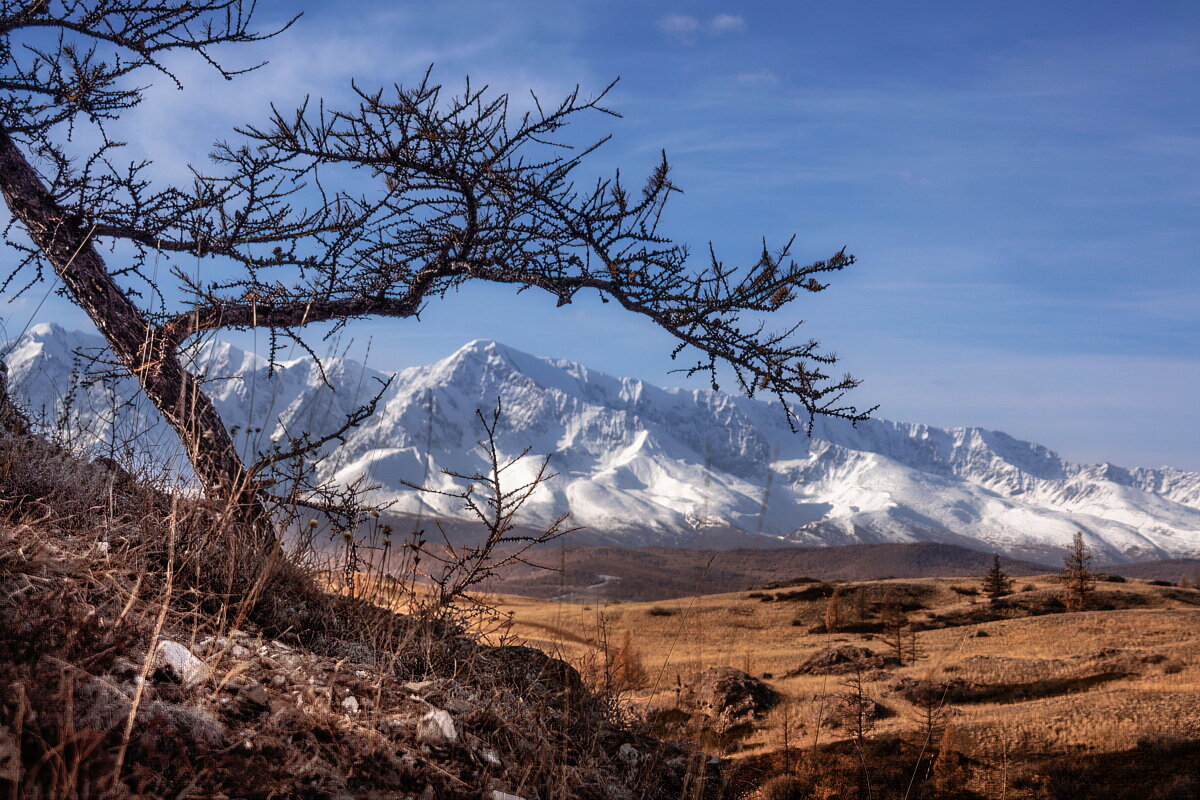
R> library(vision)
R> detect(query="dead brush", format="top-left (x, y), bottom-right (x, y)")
top-left (1, 410), bottom-right (705, 798)
top-left (0, 428), bottom-right (424, 796)
top-left (576, 610), bottom-right (650, 700)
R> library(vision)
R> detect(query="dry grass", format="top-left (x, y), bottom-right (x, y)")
top-left (0, 430), bottom-right (707, 799)
top-left (479, 574), bottom-right (1200, 797)
top-left (11, 425), bottom-right (1197, 797)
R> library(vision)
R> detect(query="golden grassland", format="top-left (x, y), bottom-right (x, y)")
top-left (472, 575), bottom-right (1200, 764)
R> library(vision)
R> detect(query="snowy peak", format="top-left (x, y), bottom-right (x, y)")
top-left (3, 324), bottom-right (1199, 564)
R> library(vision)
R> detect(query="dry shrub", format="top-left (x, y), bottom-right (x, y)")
top-left (0, 427), bottom-right (697, 799)
top-left (931, 726), bottom-right (973, 796)
top-left (1161, 659), bottom-right (1185, 675)
top-left (0, 434), bottom-right (118, 519)
top-left (758, 772), bottom-right (813, 800)
top-left (580, 625), bottom-right (649, 697)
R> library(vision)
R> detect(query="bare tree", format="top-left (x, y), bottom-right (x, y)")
top-left (880, 595), bottom-right (909, 665)
top-left (906, 680), bottom-right (949, 751)
top-left (835, 659), bottom-right (877, 749)
top-left (836, 658), bottom-right (878, 799)
top-left (904, 623), bottom-right (925, 664)
top-left (0, 2), bottom-right (871, 544)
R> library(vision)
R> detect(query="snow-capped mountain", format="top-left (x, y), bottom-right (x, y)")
top-left (5, 322), bottom-right (1200, 564)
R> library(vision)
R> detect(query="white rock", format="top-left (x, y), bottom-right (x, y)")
top-left (618, 743), bottom-right (640, 765)
top-left (489, 792), bottom-right (526, 800)
top-left (230, 644), bottom-right (251, 659)
top-left (341, 695), bottom-right (360, 714)
top-left (416, 709), bottom-right (457, 746)
top-left (153, 640), bottom-right (210, 689)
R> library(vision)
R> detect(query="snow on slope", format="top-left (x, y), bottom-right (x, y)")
top-left (5, 322), bottom-right (1199, 563)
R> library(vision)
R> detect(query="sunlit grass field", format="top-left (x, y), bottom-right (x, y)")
top-left (477, 574), bottom-right (1200, 763)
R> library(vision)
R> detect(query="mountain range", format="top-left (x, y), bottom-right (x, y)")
top-left (4, 322), bottom-right (1199, 565)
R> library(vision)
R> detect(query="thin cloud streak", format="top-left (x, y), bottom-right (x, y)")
top-left (657, 12), bottom-right (747, 43)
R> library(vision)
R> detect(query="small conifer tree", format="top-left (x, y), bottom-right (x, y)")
top-left (836, 659), bottom-right (877, 759)
top-left (824, 585), bottom-right (844, 633)
top-left (932, 725), bottom-right (972, 794)
top-left (904, 624), bottom-right (926, 663)
top-left (981, 553), bottom-right (1013, 604)
top-left (880, 597), bottom-right (909, 665)
top-left (906, 680), bottom-right (949, 752)
top-left (1059, 531), bottom-right (1096, 611)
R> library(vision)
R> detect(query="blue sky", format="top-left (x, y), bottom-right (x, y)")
top-left (3, 0), bottom-right (1198, 469)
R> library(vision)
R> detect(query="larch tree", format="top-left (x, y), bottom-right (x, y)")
top-left (880, 596), bottom-right (909, 665)
top-left (835, 659), bottom-right (877, 750)
top-left (0, 1), bottom-right (871, 544)
top-left (981, 553), bottom-right (1013, 604)
top-left (1059, 531), bottom-right (1096, 610)
top-left (823, 584), bottom-right (844, 633)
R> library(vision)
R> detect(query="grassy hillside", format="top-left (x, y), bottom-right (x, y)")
top-left (480, 572), bottom-right (1200, 798)
top-left (8, 418), bottom-right (1197, 798)
top-left (0, 429), bottom-right (701, 799)
top-left (1110, 558), bottom-right (1200, 584)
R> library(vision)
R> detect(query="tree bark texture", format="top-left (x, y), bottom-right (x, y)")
top-left (0, 130), bottom-right (258, 516)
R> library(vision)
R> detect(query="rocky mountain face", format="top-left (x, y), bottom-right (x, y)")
top-left (5, 322), bottom-right (1199, 564)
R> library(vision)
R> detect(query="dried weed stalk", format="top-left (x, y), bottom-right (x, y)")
top-left (399, 400), bottom-right (578, 623)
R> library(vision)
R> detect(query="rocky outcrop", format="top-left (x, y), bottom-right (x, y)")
top-left (687, 666), bottom-right (778, 726)
top-left (793, 645), bottom-right (890, 675)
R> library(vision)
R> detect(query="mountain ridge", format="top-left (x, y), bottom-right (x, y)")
top-left (4, 322), bottom-right (1199, 563)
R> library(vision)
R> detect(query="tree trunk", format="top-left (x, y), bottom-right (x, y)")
top-left (0, 355), bottom-right (29, 435)
top-left (0, 130), bottom-right (263, 526)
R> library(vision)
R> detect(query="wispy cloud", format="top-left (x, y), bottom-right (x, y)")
top-left (710, 14), bottom-right (746, 34)
top-left (735, 69), bottom-right (779, 86)
top-left (657, 13), bottom-right (701, 41)
top-left (658, 12), bottom-right (747, 43)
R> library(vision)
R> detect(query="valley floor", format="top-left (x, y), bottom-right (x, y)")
top-left (479, 574), bottom-right (1200, 798)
